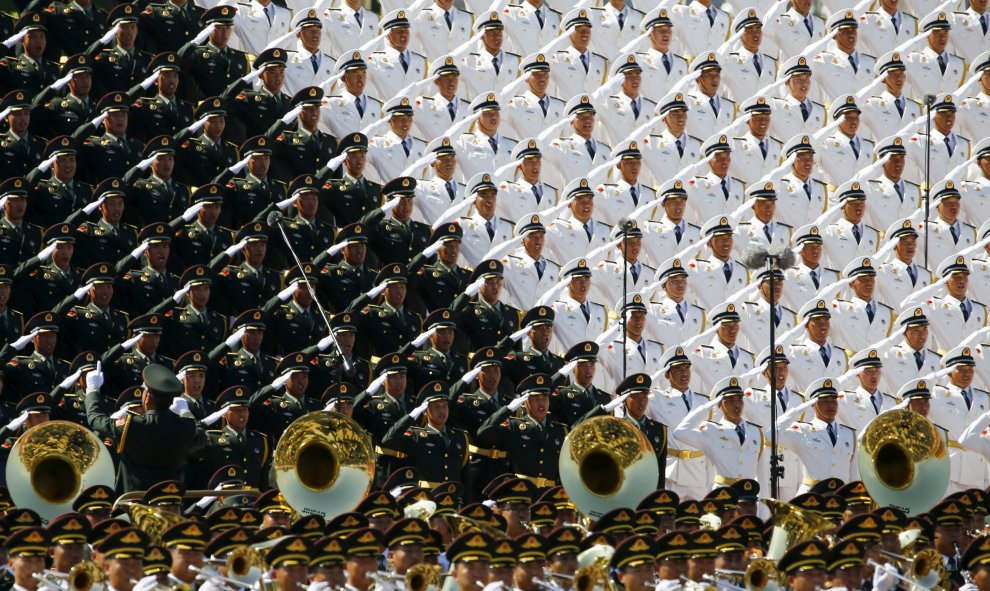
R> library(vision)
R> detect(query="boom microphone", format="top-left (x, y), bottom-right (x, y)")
top-left (266, 211), bottom-right (284, 228)
top-left (767, 245), bottom-right (797, 269)
top-left (741, 244), bottom-right (771, 270)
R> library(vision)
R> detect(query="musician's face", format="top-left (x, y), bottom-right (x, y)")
top-left (972, 564), bottom-right (990, 591)
top-left (275, 563), bottom-right (309, 591)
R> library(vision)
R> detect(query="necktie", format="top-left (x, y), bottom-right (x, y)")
top-left (951, 223), bottom-right (960, 243)
top-left (674, 223), bottom-right (683, 242)
top-left (539, 95), bottom-right (549, 116)
top-left (907, 264), bottom-right (917, 286)
top-left (728, 347), bottom-right (737, 366)
top-left (580, 300), bottom-right (591, 321)
top-left (676, 137), bottom-right (684, 157)
top-left (488, 136), bottom-right (498, 154)
top-left (446, 180), bottom-right (456, 201)
top-left (310, 54), bottom-right (319, 73)
top-left (631, 262), bottom-right (640, 282)
top-left (962, 300), bottom-right (972, 322)
top-left (444, 10), bottom-right (452, 29)
top-left (850, 137), bottom-right (860, 159)
top-left (759, 139), bottom-right (768, 159)
top-left (914, 350), bottom-right (923, 370)
top-left (803, 180), bottom-right (812, 201)
top-left (618, 10), bottom-right (626, 29)
top-left (866, 300), bottom-right (875, 322)
top-left (580, 52), bottom-right (589, 73)
top-left (585, 139), bottom-right (596, 160)
top-left (811, 268), bottom-right (819, 289)
top-left (536, 7), bottom-right (545, 27)
top-left (964, 387), bottom-right (973, 410)
top-left (355, 96), bottom-right (364, 117)
top-left (662, 53), bottom-right (671, 74)
top-left (486, 219), bottom-right (495, 240)
top-left (848, 53), bottom-right (858, 73)
top-left (264, 3), bottom-right (273, 25)
top-left (677, 301), bottom-right (686, 322)
top-left (938, 53), bottom-right (947, 74)
top-left (447, 101), bottom-right (456, 121)
top-left (631, 98), bottom-right (640, 118)
top-left (894, 181), bottom-right (904, 202)
top-left (354, 9), bottom-right (362, 27)
top-left (584, 222), bottom-right (593, 241)
top-left (982, 12), bottom-right (989, 34)
top-left (772, 305), bottom-right (780, 327)
top-left (535, 258), bottom-right (545, 279)
top-left (804, 15), bottom-right (813, 35)
top-left (764, 224), bottom-right (773, 243)
top-left (778, 390), bottom-right (787, 411)
top-left (872, 394), bottom-right (881, 414)
top-left (706, 5), bottom-right (715, 25)
top-left (402, 137), bottom-right (411, 157)
top-left (800, 101), bottom-right (810, 121)
top-left (492, 56), bottom-right (500, 75)
top-left (827, 423), bottom-right (837, 446)
top-left (710, 96), bottom-right (719, 116)
top-left (721, 178), bottom-right (729, 199)
top-left (682, 393), bottom-right (692, 410)
top-left (723, 261), bottom-right (731, 281)
top-left (532, 184), bottom-right (543, 204)
top-left (945, 135), bottom-right (954, 156)
top-left (400, 51), bottom-right (409, 72)
top-left (892, 13), bottom-right (900, 33)
top-left (852, 224), bottom-right (861, 244)
top-left (895, 96), bottom-right (905, 117)
top-left (735, 423), bottom-right (745, 444)
top-left (820, 345), bottom-right (830, 366)
top-left (630, 185), bottom-right (639, 205)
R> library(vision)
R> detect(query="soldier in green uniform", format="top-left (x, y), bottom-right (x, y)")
top-left (45, 0), bottom-right (107, 61)
top-left (173, 350), bottom-right (216, 420)
top-left (353, 352), bottom-right (413, 486)
top-left (502, 306), bottom-right (563, 393)
top-left (452, 259), bottom-right (522, 355)
top-left (3, 312), bottom-right (69, 412)
top-left (0, 392), bottom-right (54, 479)
top-left (0, 178), bottom-right (43, 268)
top-left (408, 223), bottom-right (471, 316)
top-left (303, 312), bottom-right (371, 393)
top-left (159, 265), bottom-right (227, 358)
top-left (126, 135), bottom-right (191, 228)
top-left (247, 351), bottom-right (318, 443)
top-left (209, 308), bottom-right (276, 393)
top-left (316, 223), bottom-right (376, 313)
top-left (225, 48), bottom-right (291, 145)
top-left (271, 86), bottom-right (338, 183)
top-left (451, 347), bottom-right (506, 503)
top-left (48, 351), bottom-right (97, 426)
top-left (61, 263), bottom-right (130, 358)
top-left (130, 53), bottom-right (194, 142)
top-left (320, 133), bottom-right (381, 227)
top-left (357, 177), bottom-right (430, 268)
top-left (138, 0), bottom-right (204, 53)
top-left (550, 341), bottom-right (609, 427)
top-left (191, 386), bottom-right (271, 490)
top-left (220, 136), bottom-right (287, 230)
top-left (177, 6), bottom-right (249, 102)
top-left (382, 381), bottom-right (470, 487)
top-left (170, 184), bottom-right (235, 271)
top-left (11, 223), bottom-right (81, 317)
top-left (0, 265), bottom-right (24, 348)
top-left (357, 264), bottom-right (422, 358)
top-left (117, 223), bottom-right (179, 316)
top-left (103, 313), bottom-right (174, 395)
top-left (0, 90), bottom-right (45, 176)
top-left (35, 56), bottom-right (97, 139)
top-left (28, 137), bottom-right (93, 229)
top-left (90, 5), bottom-right (150, 95)
top-left (403, 309), bottom-right (468, 394)
top-left (272, 175), bottom-right (336, 265)
top-left (0, 13), bottom-right (58, 95)
top-left (175, 97), bottom-right (240, 187)
top-left (73, 178), bottom-right (139, 270)
top-left (78, 92), bottom-right (144, 185)
top-left (478, 374), bottom-right (567, 490)
top-left (212, 222), bottom-right (280, 317)
top-left (261, 264), bottom-right (327, 356)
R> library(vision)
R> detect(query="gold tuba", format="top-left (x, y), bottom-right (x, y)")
top-left (558, 416), bottom-right (659, 520)
top-left (6, 421), bottom-right (116, 522)
top-left (126, 503), bottom-right (186, 545)
top-left (406, 564), bottom-right (441, 591)
top-left (857, 409), bottom-right (950, 515)
top-left (272, 412), bottom-right (376, 520)
top-left (227, 545), bottom-right (265, 585)
top-left (744, 558), bottom-right (778, 591)
top-left (573, 550), bottom-right (615, 591)
top-left (763, 500), bottom-right (834, 561)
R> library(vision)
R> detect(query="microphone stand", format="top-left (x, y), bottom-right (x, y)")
top-left (270, 213), bottom-right (353, 374)
top-left (767, 254), bottom-right (782, 500)
top-left (923, 93), bottom-right (935, 270)
top-left (622, 220), bottom-right (632, 381)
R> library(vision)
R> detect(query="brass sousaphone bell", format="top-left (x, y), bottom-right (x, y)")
top-left (558, 416), bottom-right (659, 520)
top-left (6, 421), bottom-right (116, 522)
top-left (272, 411), bottom-right (376, 520)
top-left (857, 409), bottom-right (950, 515)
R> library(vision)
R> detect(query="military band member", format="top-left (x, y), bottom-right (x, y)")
top-left (5, 527), bottom-right (51, 591)
top-left (549, 341), bottom-right (609, 427)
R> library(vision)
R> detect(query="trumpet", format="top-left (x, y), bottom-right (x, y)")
top-left (34, 561), bottom-right (106, 591)
top-left (543, 570), bottom-right (574, 581)
top-left (743, 559), bottom-right (778, 591)
top-left (532, 577), bottom-right (568, 591)
top-left (876, 549), bottom-right (946, 589)
top-left (867, 560), bottom-right (939, 591)
top-left (130, 578), bottom-right (192, 591)
top-left (189, 565), bottom-right (251, 590)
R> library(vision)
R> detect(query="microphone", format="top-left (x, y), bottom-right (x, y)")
top-left (923, 94), bottom-right (937, 106)
top-left (619, 217), bottom-right (635, 230)
top-left (741, 244), bottom-right (770, 270)
top-left (266, 211), bottom-right (284, 228)
top-left (767, 245), bottom-right (797, 269)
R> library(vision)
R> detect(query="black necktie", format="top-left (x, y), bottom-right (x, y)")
top-left (631, 98), bottom-right (640, 118)
top-left (539, 95), bottom-right (549, 116)
top-left (778, 391), bottom-right (787, 411)
top-left (355, 96), bottom-right (364, 118)
top-left (532, 184), bottom-right (543, 204)
top-left (735, 423), bottom-right (745, 444)
top-left (938, 53), bottom-right (947, 74)
top-left (354, 9), bottom-right (362, 28)
top-left (811, 268), bottom-right (819, 289)
top-left (630, 185), bottom-right (639, 205)
top-left (964, 387), bottom-right (973, 410)
top-left (914, 350), bottom-right (923, 370)
top-left (982, 13), bottom-right (988, 34)
top-left (866, 301), bottom-right (875, 322)
top-left (489, 137), bottom-right (498, 154)
top-left (447, 101), bottom-right (456, 121)
top-left (618, 10), bottom-right (625, 29)
top-left (852, 224), bottom-right (861, 244)
top-left (535, 258), bottom-right (545, 279)
top-left (800, 101), bottom-right (810, 121)
top-left (804, 15), bottom-right (813, 35)
top-left (872, 394), bottom-right (881, 414)
top-left (850, 138), bottom-right (860, 159)
top-left (676, 137), bottom-right (684, 157)
top-left (580, 301), bottom-right (591, 322)
top-left (400, 51), bottom-right (409, 73)
top-left (585, 139), bottom-right (596, 160)
top-left (894, 182), bottom-right (904, 202)
top-left (728, 347), bottom-right (737, 366)
top-left (892, 13), bottom-right (900, 33)
top-left (759, 139), bottom-right (768, 159)
top-left (444, 10), bottom-right (452, 29)
top-left (907, 264), bottom-right (917, 286)
top-left (723, 262), bottom-right (731, 282)
top-left (631, 263), bottom-right (640, 283)
top-left (962, 300), bottom-right (972, 322)
top-left (754, 53), bottom-right (762, 75)
top-left (310, 54), bottom-right (319, 73)
top-left (827, 423), bottom-right (837, 446)
top-left (848, 53), bottom-right (858, 73)
top-left (536, 7), bottom-right (544, 27)
top-left (721, 178), bottom-right (729, 199)
top-left (492, 56), bottom-right (500, 75)
top-left (662, 53), bottom-right (671, 74)
top-left (707, 6), bottom-right (715, 25)
top-left (951, 223), bottom-right (960, 243)
top-left (677, 302), bottom-right (686, 322)
top-left (580, 52), bottom-right (589, 73)
top-left (446, 181), bottom-right (456, 201)
top-left (486, 220), bottom-right (495, 240)
top-left (895, 96), bottom-right (904, 117)
top-left (820, 345), bottom-right (830, 366)
top-left (674, 224), bottom-right (682, 242)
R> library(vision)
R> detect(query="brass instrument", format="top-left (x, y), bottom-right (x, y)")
top-left (573, 562), bottom-right (613, 591)
top-left (866, 560), bottom-right (937, 591)
top-left (226, 545), bottom-right (264, 585)
top-left (403, 500), bottom-right (437, 521)
top-left (558, 416), bottom-right (659, 520)
top-left (858, 409), bottom-right (950, 515)
top-left (743, 558), bottom-right (778, 591)
top-left (7, 421), bottom-right (115, 522)
top-left (189, 565), bottom-right (250, 590)
top-left (702, 574), bottom-right (745, 591)
top-left (34, 564), bottom-right (104, 591)
top-left (126, 503), bottom-right (186, 545)
top-left (272, 412), bottom-right (375, 520)
top-left (405, 564), bottom-right (442, 591)
top-left (130, 578), bottom-right (192, 591)
top-left (877, 549), bottom-right (946, 590)
top-left (532, 577), bottom-right (567, 591)
top-left (763, 500), bottom-right (834, 561)
top-left (445, 513), bottom-right (509, 539)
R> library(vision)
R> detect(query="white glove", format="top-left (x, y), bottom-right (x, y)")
top-left (133, 575), bottom-right (160, 591)
top-left (872, 563), bottom-right (898, 591)
top-left (458, 366), bottom-right (482, 384)
top-left (510, 325), bottom-right (530, 342)
top-left (202, 407), bottom-right (228, 426)
top-left (224, 239), bottom-right (248, 258)
top-left (323, 401), bottom-right (337, 412)
top-left (603, 392), bottom-right (632, 412)
top-left (272, 373), bottom-right (291, 390)
top-left (59, 369), bottom-right (83, 390)
top-left (135, 154), bottom-right (157, 171)
top-left (366, 373), bottom-right (388, 395)
top-left (411, 327), bottom-right (437, 348)
top-left (464, 277), bottom-right (485, 297)
top-left (960, 584), bottom-right (979, 591)
top-left (422, 240), bottom-right (444, 258)
top-left (316, 335), bottom-right (335, 352)
top-left (139, 70), bottom-right (161, 90)
top-left (410, 400), bottom-right (430, 420)
top-left (280, 104), bottom-right (305, 124)
top-left (122, 334), bottom-right (141, 351)
top-left (10, 330), bottom-right (36, 350)
top-left (37, 242), bottom-right (57, 261)
top-left (98, 22), bottom-right (122, 45)
top-left (4, 411), bottom-right (29, 432)
top-left (366, 282), bottom-right (387, 300)
top-left (82, 195), bottom-right (106, 215)
top-left (482, 582), bottom-right (506, 591)
top-left (172, 284), bottom-right (192, 304)
top-left (277, 282), bottom-right (298, 301)
top-left (225, 327), bottom-right (247, 348)
top-left (655, 580), bottom-right (682, 591)
top-left (307, 582), bottom-right (330, 591)
top-left (169, 397), bottom-right (190, 415)
top-left (508, 393), bottom-right (530, 411)
top-left (381, 196), bottom-right (402, 213)
top-left (182, 202), bottom-right (205, 222)
top-left (73, 284), bottom-right (91, 300)
top-left (51, 71), bottom-right (74, 91)
top-left (110, 407), bottom-right (130, 420)
top-left (195, 495), bottom-right (217, 509)
top-left (276, 195), bottom-right (295, 211)
top-left (85, 362), bottom-right (104, 391)
top-left (130, 242), bottom-right (150, 260)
